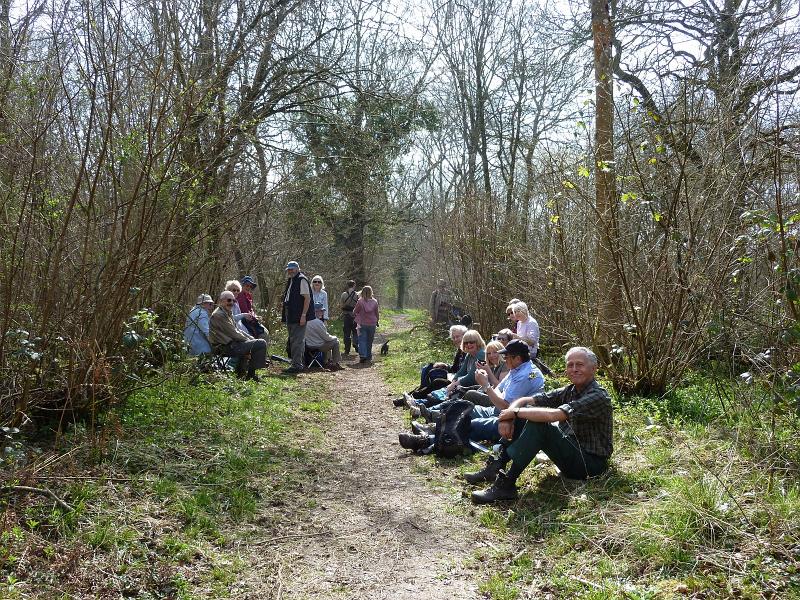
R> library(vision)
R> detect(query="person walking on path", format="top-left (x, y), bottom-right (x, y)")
top-left (339, 279), bottom-right (359, 356)
top-left (281, 260), bottom-right (316, 374)
top-left (354, 285), bottom-right (379, 364)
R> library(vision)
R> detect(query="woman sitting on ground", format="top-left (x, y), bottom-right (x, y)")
top-left (410, 329), bottom-right (487, 416)
top-left (484, 340), bottom-right (508, 386)
top-left (433, 324), bottom-right (467, 373)
top-left (509, 301), bottom-right (540, 357)
top-left (444, 329), bottom-right (487, 396)
top-left (494, 329), bottom-right (513, 348)
top-left (397, 325), bottom-right (468, 406)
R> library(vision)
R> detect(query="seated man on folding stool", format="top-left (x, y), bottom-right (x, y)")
top-left (304, 303), bottom-right (344, 371)
top-left (208, 290), bottom-right (268, 381)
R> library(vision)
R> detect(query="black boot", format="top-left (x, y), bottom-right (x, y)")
top-left (411, 421), bottom-right (436, 436)
top-left (463, 456), bottom-right (507, 485)
top-left (471, 470), bottom-right (518, 504)
top-left (398, 432), bottom-right (431, 451)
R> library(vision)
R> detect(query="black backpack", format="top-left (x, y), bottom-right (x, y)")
top-left (433, 399), bottom-right (474, 458)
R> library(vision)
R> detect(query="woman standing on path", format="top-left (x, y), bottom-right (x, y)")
top-left (354, 286), bottom-right (379, 364)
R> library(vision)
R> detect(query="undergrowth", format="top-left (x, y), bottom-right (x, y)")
top-left (0, 371), bottom-right (330, 598)
top-left (380, 315), bottom-right (800, 599)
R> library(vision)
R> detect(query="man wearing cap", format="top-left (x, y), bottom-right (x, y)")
top-left (305, 304), bottom-right (343, 370)
top-left (466, 339), bottom-right (545, 443)
top-left (470, 346), bottom-right (613, 504)
top-left (281, 261), bottom-right (315, 374)
top-left (184, 293), bottom-right (215, 355)
top-left (209, 291), bottom-right (268, 381)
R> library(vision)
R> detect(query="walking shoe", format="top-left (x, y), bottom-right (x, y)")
top-left (282, 366), bottom-right (302, 375)
top-left (245, 373), bottom-right (262, 383)
top-left (411, 421), bottom-right (436, 436)
top-left (464, 456), bottom-right (507, 485)
top-left (398, 432), bottom-right (431, 451)
top-left (471, 471), bottom-right (518, 504)
top-left (409, 405), bottom-right (422, 418)
top-left (393, 396), bottom-right (407, 407)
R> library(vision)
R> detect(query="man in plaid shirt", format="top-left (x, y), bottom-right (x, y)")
top-left (471, 346), bottom-right (613, 504)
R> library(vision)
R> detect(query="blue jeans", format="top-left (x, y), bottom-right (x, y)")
top-left (358, 325), bottom-right (376, 359)
top-left (469, 405), bottom-right (501, 442)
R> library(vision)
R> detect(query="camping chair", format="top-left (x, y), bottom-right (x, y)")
top-left (305, 348), bottom-right (326, 370)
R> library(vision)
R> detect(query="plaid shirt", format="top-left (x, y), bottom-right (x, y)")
top-left (530, 379), bottom-right (613, 458)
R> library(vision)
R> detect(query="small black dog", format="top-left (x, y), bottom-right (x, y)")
top-left (380, 341), bottom-right (389, 355)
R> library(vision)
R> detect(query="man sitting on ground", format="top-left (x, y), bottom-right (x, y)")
top-left (470, 346), bottom-right (613, 504)
top-left (305, 303), bottom-right (344, 370)
top-left (208, 291), bottom-right (268, 381)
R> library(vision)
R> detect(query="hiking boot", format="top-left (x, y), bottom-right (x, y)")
top-left (245, 373), bottom-right (262, 383)
top-left (471, 471), bottom-right (518, 504)
top-left (408, 405), bottom-right (421, 418)
top-left (393, 396), bottom-right (407, 407)
top-left (420, 405), bottom-right (440, 423)
top-left (398, 432), bottom-right (431, 452)
top-left (411, 421), bottom-right (436, 436)
top-left (282, 366), bottom-right (302, 375)
top-left (464, 456), bottom-right (507, 485)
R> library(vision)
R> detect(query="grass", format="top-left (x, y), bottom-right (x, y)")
top-left (0, 371), bottom-right (332, 598)
top-left (377, 313), bottom-right (800, 599)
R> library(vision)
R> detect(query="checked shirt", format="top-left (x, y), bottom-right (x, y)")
top-left (529, 379), bottom-right (613, 457)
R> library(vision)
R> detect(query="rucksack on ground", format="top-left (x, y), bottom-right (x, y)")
top-left (433, 399), bottom-right (474, 458)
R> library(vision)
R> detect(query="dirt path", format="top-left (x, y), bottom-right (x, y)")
top-left (242, 314), bottom-right (491, 599)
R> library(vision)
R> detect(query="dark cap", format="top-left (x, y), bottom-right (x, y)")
top-left (498, 339), bottom-right (530, 359)
top-left (241, 275), bottom-right (257, 288)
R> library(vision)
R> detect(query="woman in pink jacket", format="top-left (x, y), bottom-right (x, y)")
top-left (353, 285), bottom-right (379, 364)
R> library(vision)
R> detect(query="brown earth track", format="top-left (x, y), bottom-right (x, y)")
top-left (236, 314), bottom-right (491, 599)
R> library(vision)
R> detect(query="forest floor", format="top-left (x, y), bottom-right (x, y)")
top-left (3, 311), bottom-right (800, 599)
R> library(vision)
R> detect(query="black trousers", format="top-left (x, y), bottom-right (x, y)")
top-left (224, 339), bottom-right (267, 377)
top-left (342, 311), bottom-right (358, 354)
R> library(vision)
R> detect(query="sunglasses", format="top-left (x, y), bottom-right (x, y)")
top-left (224, 299), bottom-right (234, 304)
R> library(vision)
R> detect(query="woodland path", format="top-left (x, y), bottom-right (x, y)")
top-left (236, 313), bottom-right (492, 599)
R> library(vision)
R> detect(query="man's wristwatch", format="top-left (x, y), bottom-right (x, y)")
top-left (512, 407), bottom-right (521, 415)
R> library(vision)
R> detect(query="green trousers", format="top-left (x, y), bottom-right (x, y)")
top-left (505, 421), bottom-right (608, 480)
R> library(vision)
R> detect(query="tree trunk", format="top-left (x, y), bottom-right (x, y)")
top-left (592, 0), bottom-right (622, 363)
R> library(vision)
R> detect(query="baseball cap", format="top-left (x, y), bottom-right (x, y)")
top-left (285, 261), bottom-right (300, 270)
top-left (240, 275), bottom-right (257, 287)
top-left (498, 339), bottom-right (530, 359)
